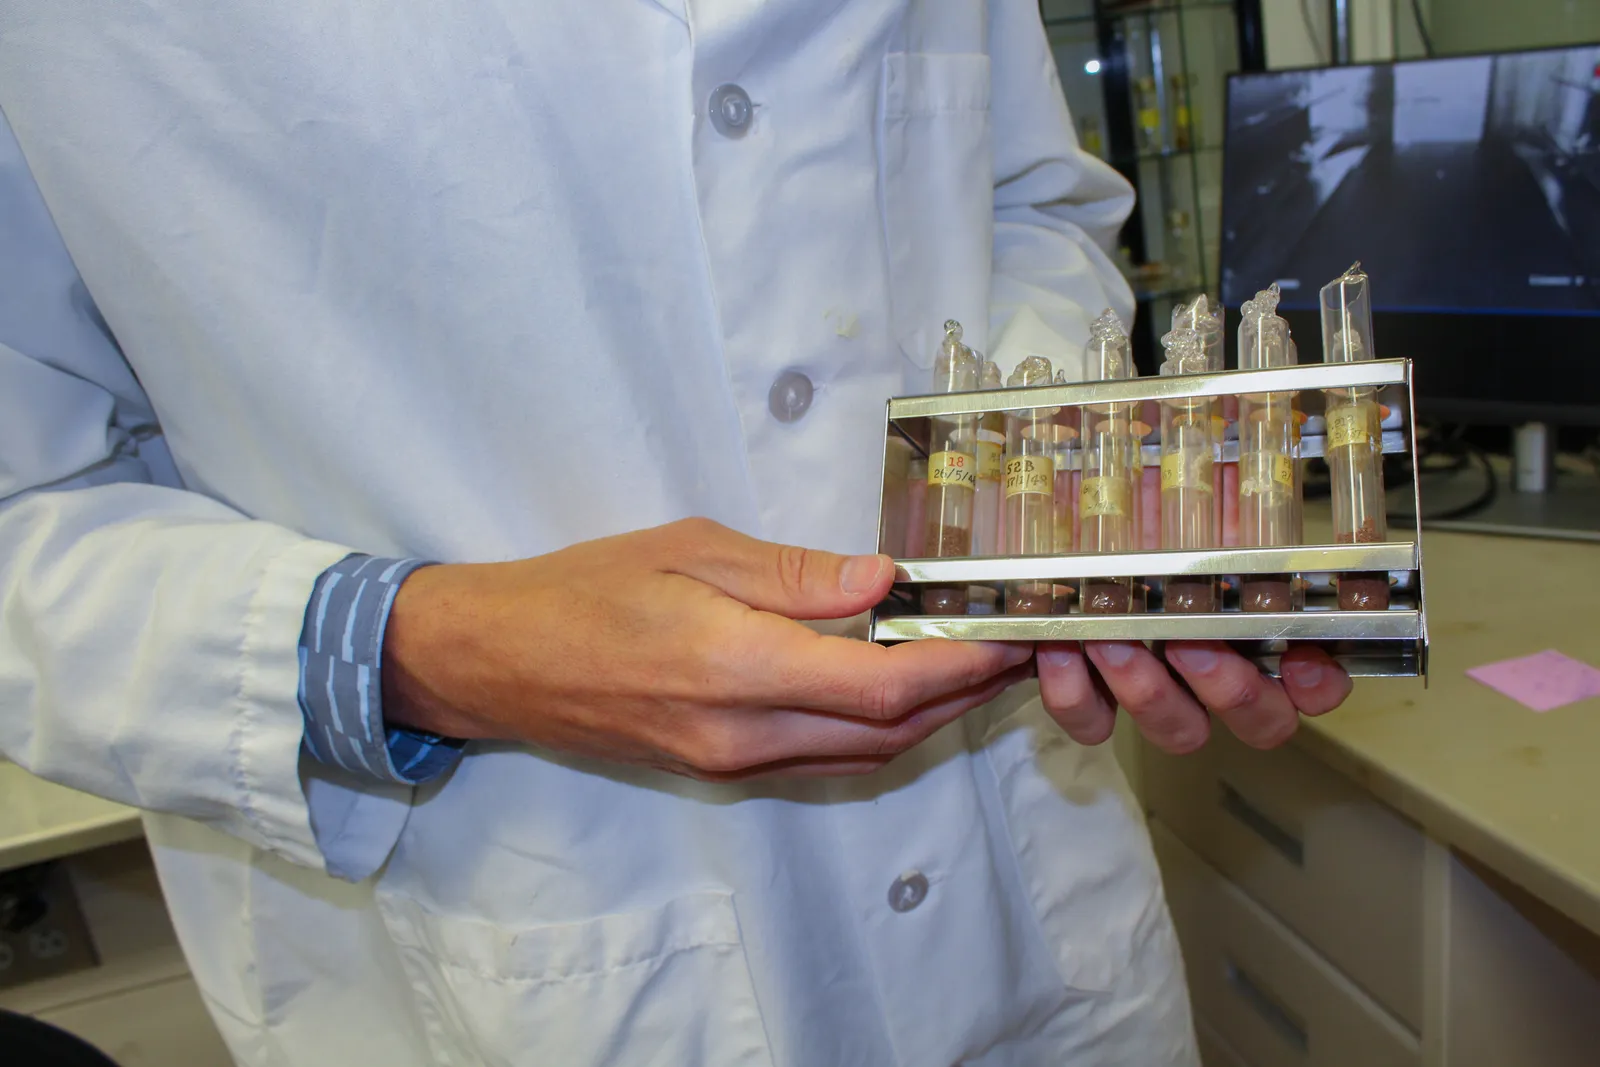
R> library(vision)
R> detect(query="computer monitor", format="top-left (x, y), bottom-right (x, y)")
top-left (1219, 45), bottom-right (1600, 425)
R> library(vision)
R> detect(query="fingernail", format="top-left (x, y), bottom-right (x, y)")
top-left (1040, 647), bottom-right (1078, 670)
top-left (840, 554), bottom-right (887, 595)
top-left (1098, 642), bottom-right (1139, 667)
top-left (1286, 661), bottom-right (1323, 688)
top-left (1168, 647), bottom-right (1219, 674)
top-left (987, 642), bottom-right (1034, 668)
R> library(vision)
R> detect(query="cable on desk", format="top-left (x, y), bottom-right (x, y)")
top-left (1387, 423), bottom-right (1499, 523)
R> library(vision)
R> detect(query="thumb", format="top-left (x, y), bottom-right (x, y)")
top-left (659, 519), bottom-right (894, 620)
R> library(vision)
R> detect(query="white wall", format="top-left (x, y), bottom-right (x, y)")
top-left (1266, 0), bottom-right (1600, 68)
top-left (1261, 0), bottom-right (1398, 69)
top-left (1429, 0), bottom-right (1600, 56)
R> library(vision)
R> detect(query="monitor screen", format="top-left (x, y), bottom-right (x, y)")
top-left (1219, 46), bottom-right (1600, 422)
top-left (1222, 46), bottom-right (1600, 315)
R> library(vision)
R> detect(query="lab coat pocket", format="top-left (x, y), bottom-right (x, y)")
top-left (376, 889), bottom-right (775, 1067)
top-left (880, 52), bottom-right (995, 370)
top-left (980, 695), bottom-right (1171, 997)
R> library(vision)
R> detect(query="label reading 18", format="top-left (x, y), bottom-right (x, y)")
top-left (1327, 406), bottom-right (1372, 450)
top-left (927, 450), bottom-right (977, 490)
top-left (1080, 476), bottom-right (1130, 518)
top-left (1004, 456), bottom-right (1054, 498)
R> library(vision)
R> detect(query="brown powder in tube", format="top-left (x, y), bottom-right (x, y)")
top-left (1241, 576), bottom-right (1294, 613)
top-left (924, 523), bottom-right (972, 557)
top-left (1007, 584), bottom-right (1055, 616)
top-left (1335, 519), bottom-right (1390, 611)
top-left (1165, 578), bottom-right (1218, 614)
top-left (1082, 580), bottom-right (1133, 614)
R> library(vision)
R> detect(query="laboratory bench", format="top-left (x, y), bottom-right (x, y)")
top-left (5, 529), bottom-right (1600, 1066)
top-left (1121, 527), bottom-right (1600, 1067)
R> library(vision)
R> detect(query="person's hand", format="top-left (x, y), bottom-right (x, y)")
top-left (381, 518), bottom-right (1034, 780)
top-left (1035, 640), bottom-right (1352, 753)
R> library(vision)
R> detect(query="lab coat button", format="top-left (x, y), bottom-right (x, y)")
top-left (768, 370), bottom-right (814, 422)
top-left (887, 871), bottom-right (929, 913)
top-left (708, 84), bottom-right (752, 138)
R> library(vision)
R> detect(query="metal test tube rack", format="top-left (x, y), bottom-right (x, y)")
top-left (872, 358), bottom-right (1429, 681)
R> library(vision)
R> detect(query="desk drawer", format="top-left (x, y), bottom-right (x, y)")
top-left (1154, 820), bottom-right (1419, 1067)
top-left (1197, 1014), bottom-right (1252, 1067)
top-left (36, 976), bottom-right (233, 1067)
top-left (1143, 729), bottom-right (1424, 1030)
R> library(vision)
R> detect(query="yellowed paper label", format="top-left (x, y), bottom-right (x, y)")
top-left (1080, 476), bottom-right (1130, 518)
top-left (1139, 108), bottom-right (1160, 131)
top-left (976, 440), bottom-right (1004, 483)
top-left (1273, 453), bottom-right (1295, 488)
top-left (1161, 452), bottom-right (1214, 492)
top-left (927, 450), bottom-right (977, 490)
top-left (1004, 455), bottom-right (1054, 498)
top-left (1327, 406), bottom-right (1371, 450)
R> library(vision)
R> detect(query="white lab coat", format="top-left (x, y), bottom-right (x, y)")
top-left (0, 2), bottom-right (1196, 1064)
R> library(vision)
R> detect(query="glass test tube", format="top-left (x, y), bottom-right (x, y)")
top-left (921, 321), bottom-right (981, 614)
top-left (1320, 264), bottom-right (1390, 611)
top-left (1159, 328), bottom-right (1219, 612)
top-left (904, 458), bottom-right (927, 558)
top-left (1079, 311), bottom-right (1140, 614)
top-left (1050, 369), bottom-right (1078, 613)
top-left (968, 360), bottom-right (1006, 613)
top-left (971, 360), bottom-right (1005, 557)
top-left (1132, 409), bottom-right (1155, 610)
top-left (1236, 286), bottom-right (1299, 612)
top-left (1174, 296), bottom-right (1227, 539)
top-left (879, 435), bottom-right (913, 557)
top-left (1004, 355), bottom-right (1057, 615)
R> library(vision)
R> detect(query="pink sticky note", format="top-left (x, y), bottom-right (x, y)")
top-left (1466, 650), bottom-right (1600, 712)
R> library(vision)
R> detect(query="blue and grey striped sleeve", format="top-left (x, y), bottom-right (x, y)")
top-left (297, 554), bottom-right (464, 784)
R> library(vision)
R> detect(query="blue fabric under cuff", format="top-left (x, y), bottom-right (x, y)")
top-left (297, 554), bottom-right (463, 784)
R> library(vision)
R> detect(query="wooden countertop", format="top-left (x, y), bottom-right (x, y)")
top-left (0, 760), bottom-right (143, 871)
top-left (1294, 528), bottom-right (1600, 939)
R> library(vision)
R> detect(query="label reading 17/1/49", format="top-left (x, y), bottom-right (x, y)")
top-left (927, 450), bottom-right (977, 490)
top-left (1004, 456), bottom-right (1053, 498)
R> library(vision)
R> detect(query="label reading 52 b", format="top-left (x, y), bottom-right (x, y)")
top-left (928, 450), bottom-right (977, 490)
top-left (1004, 456), bottom-right (1054, 498)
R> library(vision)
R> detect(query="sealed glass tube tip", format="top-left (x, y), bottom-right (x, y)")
top-left (1173, 294), bottom-right (1225, 373)
top-left (1158, 327), bottom-right (1219, 613)
top-left (921, 321), bottom-right (981, 614)
top-left (1236, 286), bottom-right (1299, 613)
top-left (1079, 311), bottom-right (1140, 615)
top-left (1003, 355), bottom-right (1057, 615)
top-left (1318, 266), bottom-right (1390, 610)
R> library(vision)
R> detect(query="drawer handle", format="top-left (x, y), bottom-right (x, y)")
top-left (1226, 957), bottom-right (1309, 1054)
top-left (1219, 781), bottom-right (1304, 867)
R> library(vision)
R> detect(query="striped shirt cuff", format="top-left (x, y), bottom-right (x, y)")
top-left (296, 554), bottom-right (464, 785)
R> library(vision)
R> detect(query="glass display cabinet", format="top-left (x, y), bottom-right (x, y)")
top-left (1042, 0), bottom-right (1267, 370)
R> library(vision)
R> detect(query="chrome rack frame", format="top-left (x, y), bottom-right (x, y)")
top-left (871, 358), bottom-right (1429, 681)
